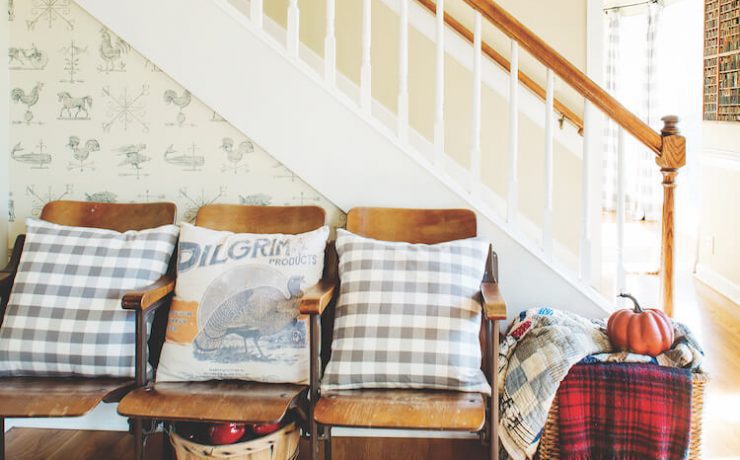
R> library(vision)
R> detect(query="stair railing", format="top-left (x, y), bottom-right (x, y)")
top-left (461, 0), bottom-right (685, 316)
top-left (248, 0), bottom-right (684, 317)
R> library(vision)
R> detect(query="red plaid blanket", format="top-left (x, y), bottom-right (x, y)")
top-left (557, 363), bottom-right (692, 460)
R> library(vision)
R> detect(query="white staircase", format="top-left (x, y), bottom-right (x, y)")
top-left (74, 0), bottom-right (614, 319)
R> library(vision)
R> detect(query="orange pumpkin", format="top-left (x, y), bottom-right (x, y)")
top-left (606, 294), bottom-right (674, 357)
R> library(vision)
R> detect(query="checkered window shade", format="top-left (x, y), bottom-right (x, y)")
top-left (0, 218), bottom-right (179, 378)
top-left (321, 229), bottom-right (491, 395)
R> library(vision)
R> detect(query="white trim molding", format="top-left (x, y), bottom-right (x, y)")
top-left (695, 263), bottom-right (740, 306)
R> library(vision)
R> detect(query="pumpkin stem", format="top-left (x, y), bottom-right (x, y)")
top-left (618, 293), bottom-right (643, 313)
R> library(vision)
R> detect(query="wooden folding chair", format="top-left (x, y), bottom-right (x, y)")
top-left (0, 200), bottom-right (177, 460)
top-left (311, 207), bottom-right (507, 460)
top-left (117, 204), bottom-right (338, 459)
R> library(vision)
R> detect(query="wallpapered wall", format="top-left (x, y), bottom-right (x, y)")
top-left (6, 0), bottom-right (344, 249)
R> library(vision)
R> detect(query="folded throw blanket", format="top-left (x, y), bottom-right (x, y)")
top-left (498, 308), bottom-right (703, 459)
top-left (558, 363), bottom-right (692, 460)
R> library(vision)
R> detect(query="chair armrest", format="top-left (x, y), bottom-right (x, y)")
top-left (122, 273), bottom-right (176, 311)
top-left (481, 281), bottom-right (507, 321)
top-left (0, 272), bottom-right (12, 291)
top-left (298, 280), bottom-right (336, 315)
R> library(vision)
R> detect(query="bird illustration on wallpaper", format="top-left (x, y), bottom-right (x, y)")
top-left (178, 187), bottom-right (227, 223)
top-left (57, 92), bottom-right (92, 120)
top-left (8, 44), bottom-right (48, 70)
top-left (11, 82), bottom-right (43, 124)
top-left (26, 185), bottom-right (73, 216)
top-left (97, 28), bottom-right (130, 73)
top-left (59, 40), bottom-right (87, 84)
top-left (220, 137), bottom-right (253, 173)
top-left (27, 0), bottom-right (74, 31)
top-left (115, 143), bottom-right (149, 179)
top-left (66, 136), bottom-right (100, 171)
top-left (85, 191), bottom-right (117, 203)
top-left (101, 85), bottom-right (149, 133)
top-left (164, 143), bottom-right (204, 171)
top-left (239, 194), bottom-right (272, 206)
top-left (163, 89), bottom-right (193, 126)
top-left (11, 141), bottom-right (51, 169)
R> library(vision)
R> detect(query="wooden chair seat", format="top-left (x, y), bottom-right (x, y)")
top-left (314, 389), bottom-right (486, 431)
top-left (0, 377), bottom-right (133, 418)
top-left (118, 381), bottom-right (307, 424)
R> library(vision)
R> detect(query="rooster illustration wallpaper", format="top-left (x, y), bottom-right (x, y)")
top-left (6, 0), bottom-right (344, 251)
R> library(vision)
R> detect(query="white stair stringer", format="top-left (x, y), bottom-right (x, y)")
top-left (74, 0), bottom-right (612, 320)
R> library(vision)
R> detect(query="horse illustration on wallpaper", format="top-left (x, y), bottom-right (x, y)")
top-left (193, 270), bottom-right (307, 363)
top-left (11, 141), bottom-right (51, 169)
top-left (220, 137), bottom-right (254, 173)
top-left (58, 92), bottom-right (92, 119)
top-left (8, 44), bottom-right (48, 70)
top-left (11, 82), bottom-right (43, 124)
top-left (66, 136), bottom-right (100, 171)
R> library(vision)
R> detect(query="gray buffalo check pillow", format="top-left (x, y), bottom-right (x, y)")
top-left (0, 218), bottom-right (179, 378)
top-left (321, 229), bottom-right (491, 395)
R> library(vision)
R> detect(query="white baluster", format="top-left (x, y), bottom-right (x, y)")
top-left (580, 102), bottom-right (592, 283)
top-left (324, 0), bottom-right (336, 85)
top-left (616, 127), bottom-right (627, 302)
top-left (433, 0), bottom-right (445, 160)
top-left (507, 41), bottom-right (519, 224)
top-left (398, 0), bottom-right (409, 143)
top-left (470, 11), bottom-right (482, 194)
top-left (543, 69), bottom-right (555, 257)
top-left (360, 0), bottom-right (372, 113)
top-left (251, 0), bottom-right (263, 29)
top-left (287, 0), bottom-right (300, 58)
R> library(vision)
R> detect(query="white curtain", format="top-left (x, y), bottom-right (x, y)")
top-left (602, 3), bottom-right (664, 221)
top-left (602, 12), bottom-right (621, 213)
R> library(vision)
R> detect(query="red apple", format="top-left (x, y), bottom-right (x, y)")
top-left (208, 423), bottom-right (246, 445)
top-left (252, 423), bottom-right (281, 436)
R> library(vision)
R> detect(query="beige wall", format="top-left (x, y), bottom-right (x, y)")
top-left (699, 122), bottom-right (740, 292)
top-left (6, 1), bottom-right (344, 250)
top-left (265, 0), bottom-right (588, 256)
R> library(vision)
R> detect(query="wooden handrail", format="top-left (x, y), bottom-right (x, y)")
top-left (462, 0), bottom-right (664, 155)
top-left (416, 0), bottom-right (584, 134)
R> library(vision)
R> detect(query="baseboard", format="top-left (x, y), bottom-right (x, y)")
top-left (695, 264), bottom-right (740, 305)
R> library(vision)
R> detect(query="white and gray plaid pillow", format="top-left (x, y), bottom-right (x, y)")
top-left (0, 218), bottom-right (179, 378)
top-left (321, 229), bottom-right (491, 395)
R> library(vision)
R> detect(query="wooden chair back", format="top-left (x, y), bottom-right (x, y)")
top-left (195, 204), bottom-right (325, 234)
top-left (345, 207), bottom-right (494, 375)
top-left (40, 200), bottom-right (176, 230)
top-left (346, 207), bottom-right (477, 244)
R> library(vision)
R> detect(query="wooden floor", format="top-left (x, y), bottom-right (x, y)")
top-left (4, 430), bottom-right (485, 460)
top-left (4, 264), bottom-right (739, 459)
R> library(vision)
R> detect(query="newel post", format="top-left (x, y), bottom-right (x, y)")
top-left (657, 115), bottom-right (685, 317)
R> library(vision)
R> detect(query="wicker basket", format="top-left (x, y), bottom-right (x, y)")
top-left (169, 423), bottom-right (300, 460)
top-left (538, 372), bottom-right (708, 459)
